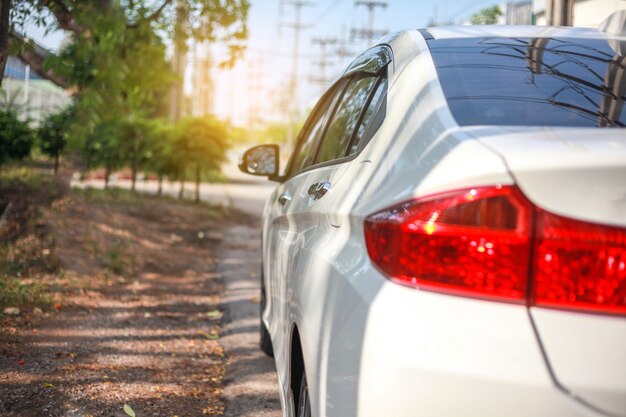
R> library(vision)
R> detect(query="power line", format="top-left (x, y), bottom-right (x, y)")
top-left (442, 0), bottom-right (494, 22)
top-left (311, 0), bottom-right (348, 26)
top-left (280, 0), bottom-right (317, 145)
top-left (310, 37), bottom-right (337, 90)
top-left (352, 1), bottom-right (388, 44)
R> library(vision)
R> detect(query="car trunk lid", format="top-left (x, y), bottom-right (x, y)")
top-left (473, 126), bottom-right (626, 417)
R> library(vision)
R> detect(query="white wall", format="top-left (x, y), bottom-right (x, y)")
top-left (1, 77), bottom-right (71, 125)
top-left (573, 0), bottom-right (626, 27)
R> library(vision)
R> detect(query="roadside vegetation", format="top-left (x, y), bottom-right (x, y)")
top-left (1, 1), bottom-right (253, 200)
top-left (0, 164), bottom-right (241, 415)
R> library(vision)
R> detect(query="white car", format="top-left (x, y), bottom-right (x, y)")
top-left (239, 22), bottom-right (626, 417)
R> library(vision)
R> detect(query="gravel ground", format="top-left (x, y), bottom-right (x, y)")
top-left (218, 225), bottom-right (281, 417)
top-left (0, 185), bottom-right (281, 417)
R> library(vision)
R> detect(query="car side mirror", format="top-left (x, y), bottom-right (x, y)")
top-left (239, 144), bottom-right (280, 180)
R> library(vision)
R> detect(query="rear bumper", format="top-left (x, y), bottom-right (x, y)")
top-left (351, 281), bottom-right (608, 417)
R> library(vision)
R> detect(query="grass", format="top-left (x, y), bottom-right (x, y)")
top-left (104, 240), bottom-right (135, 277)
top-left (75, 186), bottom-right (228, 219)
top-left (0, 166), bottom-right (60, 312)
top-left (0, 165), bottom-right (45, 190)
top-left (0, 276), bottom-right (52, 311)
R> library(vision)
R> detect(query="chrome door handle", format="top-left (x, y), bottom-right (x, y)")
top-left (278, 192), bottom-right (292, 206)
top-left (308, 181), bottom-right (331, 200)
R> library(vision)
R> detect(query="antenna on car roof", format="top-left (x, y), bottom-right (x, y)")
top-left (599, 10), bottom-right (626, 37)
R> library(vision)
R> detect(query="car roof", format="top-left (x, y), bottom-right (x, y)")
top-left (423, 25), bottom-right (611, 41)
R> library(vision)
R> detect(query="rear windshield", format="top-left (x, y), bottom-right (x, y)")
top-left (428, 37), bottom-right (626, 127)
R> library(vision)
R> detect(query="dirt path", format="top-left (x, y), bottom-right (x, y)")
top-left (218, 225), bottom-right (281, 417)
top-left (0, 187), bottom-right (280, 417)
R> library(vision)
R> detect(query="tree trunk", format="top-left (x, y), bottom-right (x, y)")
top-left (178, 180), bottom-right (184, 199)
top-left (0, 0), bottom-right (11, 88)
top-left (54, 154), bottom-right (59, 175)
top-left (104, 165), bottom-right (111, 190)
top-left (194, 165), bottom-right (200, 203)
top-left (157, 174), bottom-right (163, 196)
top-left (131, 163), bottom-right (137, 192)
top-left (168, 0), bottom-right (189, 123)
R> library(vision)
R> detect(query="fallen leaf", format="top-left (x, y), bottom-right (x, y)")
top-left (3, 307), bottom-right (20, 316)
top-left (33, 308), bottom-right (43, 315)
top-left (42, 383), bottom-right (54, 389)
top-left (123, 404), bottom-right (136, 417)
top-left (206, 310), bottom-right (222, 319)
top-left (54, 303), bottom-right (62, 311)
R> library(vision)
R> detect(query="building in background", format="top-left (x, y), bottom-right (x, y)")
top-left (503, 1), bottom-right (534, 24)
top-left (1, 36), bottom-right (71, 125)
top-left (191, 42), bottom-right (215, 118)
top-left (534, 0), bottom-right (626, 26)
top-left (460, 1), bottom-right (532, 25)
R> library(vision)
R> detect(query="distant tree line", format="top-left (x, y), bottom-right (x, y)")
top-left (0, 1), bottom-right (249, 202)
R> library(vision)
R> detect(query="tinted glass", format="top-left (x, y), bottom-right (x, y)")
top-left (348, 78), bottom-right (387, 155)
top-left (316, 76), bottom-right (378, 164)
top-left (429, 37), bottom-right (626, 127)
top-left (289, 80), bottom-right (346, 174)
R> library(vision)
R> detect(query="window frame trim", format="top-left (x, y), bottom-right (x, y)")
top-left (287, 68), bottom-right (388, 180)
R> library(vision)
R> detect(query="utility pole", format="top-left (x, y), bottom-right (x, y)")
top-left (309, 37), bottom-right (337, 92)
top-left (169, 0), bottom-right (189, 123)
top-left (247, 55), bottom-right (265, 127)
top-left (191, 41), bottom-right (214, 117)
top-left (545, 0), bottom-right (574, 26)
top-left (280, 0), bottom-right (315, 146)
top-left (352, 1), bottom-right (388, 44)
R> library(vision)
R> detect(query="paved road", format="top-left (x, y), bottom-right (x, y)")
top-left (73, 152), bottom-right (283, 415)
top-left (219, 224), bottom-right (282, 417)
top-left (74, 177), bottom-right (276, 218)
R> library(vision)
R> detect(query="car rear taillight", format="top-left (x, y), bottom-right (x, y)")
top-left (533, 210), bottom-right (626, 315)
top-left (364, 185), bottom-right (626, 315)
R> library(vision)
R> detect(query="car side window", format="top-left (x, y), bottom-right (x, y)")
top-left (314, 75), bottom-right (378, 164)
top-left (347, 77), bottom-right (387, 156)
top-left (288, 80), bottom-right (347, 175)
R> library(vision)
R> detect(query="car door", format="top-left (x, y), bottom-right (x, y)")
top-left (263, 79), bottom-right (348, 386)
top-left (264, 45), bottom-right (392, 412)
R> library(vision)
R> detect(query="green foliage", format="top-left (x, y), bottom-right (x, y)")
top-left (38, 106), bottom-right (74, 172)
top-left (175, 116), bottom-right (230, 176)
top-left (6, 2), bottom-right (248, 188)
top-left (0, 276), bottom-right (51, 310)
top-left (0, 109), bottom-right (34, 166)
top-left (470, 5), bottom-right (503, 25)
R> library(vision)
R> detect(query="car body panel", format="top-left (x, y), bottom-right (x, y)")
top-left (474, 127), bottom-right (626, 228)
top-left (530, 308), bottom-right (626, 417)
top-left (258, 26), bottom-right (626, 417)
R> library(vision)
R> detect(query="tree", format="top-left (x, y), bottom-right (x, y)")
top-left (142, 118), bottom-right (177, 196)
top-left (38, 105), bottom-right (74, 174)
top-left (5, 1), bottom-right (250, 83)
top-left (83, 120), bottom-right (123, 189)
top-left (0, 108), bottom-right (34, 167)
top-left (0, 0), bottom-right (10, 87)
top-left (175, 116), bottom-right (229, 202)
top-left (470, 5), bottom-right (503, 25)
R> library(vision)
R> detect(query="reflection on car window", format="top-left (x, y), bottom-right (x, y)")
top-left (316, 76), bottom-right (378, 164)
top-left (348, 78), bottom-right (387, 155)
top-left (429, 37), bottom-right (626, 127)
top-left (290, 81), bottom-right (346, 174)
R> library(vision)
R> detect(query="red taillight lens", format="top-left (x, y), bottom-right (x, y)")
top-left (364, 186), bottom-right (533, 303)
top-left (533, 210), bottom-right (626, 315)
top-left (364, 185), bottom-right (626, 316)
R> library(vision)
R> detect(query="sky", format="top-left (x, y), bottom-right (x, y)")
top-left (23, 0), bottom-right (502, 125)
top-left (212, 0), bottom-right (502, 125)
